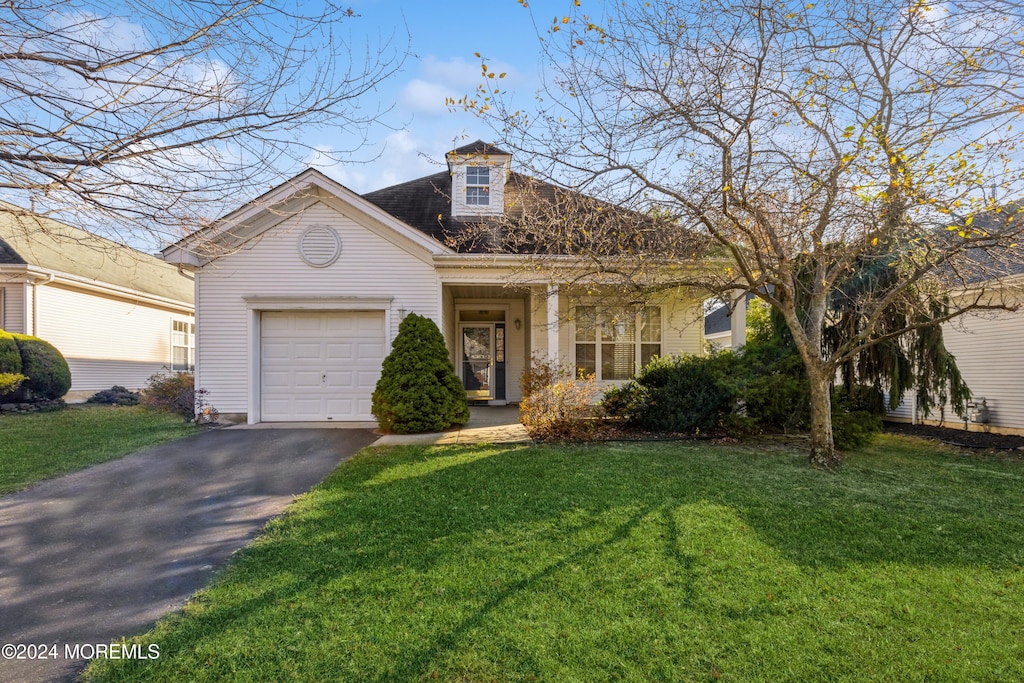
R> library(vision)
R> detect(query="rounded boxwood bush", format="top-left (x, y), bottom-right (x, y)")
top-left (0, 329), bottom-right (21, 375)
top-left (372, 313), bottom-right (469, 434)
top-left (10, 332), bottom-right (71, 400)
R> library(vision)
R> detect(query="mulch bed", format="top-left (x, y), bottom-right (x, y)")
top-left (883, 420), bottom-right (1024, 451)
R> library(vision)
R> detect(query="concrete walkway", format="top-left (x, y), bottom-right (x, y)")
top-left (0, 427), bottom-right (376, 683)
top-left (373, 406), bottom-right (532, 446)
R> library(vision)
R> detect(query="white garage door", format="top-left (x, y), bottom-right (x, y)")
top-left (260, 310), bottom-right (386, 421)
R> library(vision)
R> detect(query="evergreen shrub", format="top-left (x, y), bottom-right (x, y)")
top-left (0, 329), bottom-right (21, 374)
top-left (603, 354), bottom-right (736, 434)
top-left (10, 333), bottom-right (71, 399)
top-left (88, 385), bottom-right (141, 406)
top-left (371, 313), bottom-right (469, 434)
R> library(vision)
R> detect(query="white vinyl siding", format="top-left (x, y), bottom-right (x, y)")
top-left (888, 307), bottom-right (1024, 432)
top-left (34, 283), bottom-right (193, 392)
top-left (195, 199), bottom-right (440, 419)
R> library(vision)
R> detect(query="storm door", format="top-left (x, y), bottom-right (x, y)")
top-left (459, 324), bottom-right (494, 399)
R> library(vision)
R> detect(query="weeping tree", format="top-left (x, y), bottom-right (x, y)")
top-left (823, 255), bottom-right (972, 420)
top-left (771, 250), bottom-right (972, 421)
top-left (458, 0), bottom-right (1024, 467)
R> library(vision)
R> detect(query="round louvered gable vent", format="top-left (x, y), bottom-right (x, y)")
top-left (299, 225), bottom-right (342, 267)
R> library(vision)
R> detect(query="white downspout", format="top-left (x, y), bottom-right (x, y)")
top-left (31, 272), bottom-right (55, 335)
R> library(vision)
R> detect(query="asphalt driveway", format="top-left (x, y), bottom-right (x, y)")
top-left (0, 427), bottom-right (376, 683)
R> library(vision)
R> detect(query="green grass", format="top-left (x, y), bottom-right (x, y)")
top-left (0, 404), bottom-right (201, 494)
top-left (87, 436), bottom-right (1024, 682)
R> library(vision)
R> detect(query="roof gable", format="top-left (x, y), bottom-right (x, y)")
top-left (164, 168), bottom-right (453, 267)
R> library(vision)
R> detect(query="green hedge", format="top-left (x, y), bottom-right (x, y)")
top-left (603, 354), bottom-right (737, 434)
top-left (9, 332), bottom-right (71, 400)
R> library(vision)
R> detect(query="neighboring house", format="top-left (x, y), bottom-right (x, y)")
top-left (884, 207), bottom-right (1024, 435)
top-left (704, 292), bottom-right (754, 350)
top-left (886, 271), bottom-right (1024, 436)
top-left (0, 204), bottom-right (196, 400)
top-left (163, 141), bottom-right (712, 424)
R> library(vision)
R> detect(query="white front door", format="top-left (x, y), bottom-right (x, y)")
top-left (260, 310), bottom-right (385, 421)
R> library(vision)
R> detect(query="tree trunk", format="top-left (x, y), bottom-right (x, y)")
top-left (807, 368), bottom-right (840, 469)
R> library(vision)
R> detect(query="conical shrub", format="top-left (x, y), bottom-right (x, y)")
top-left (372, 313), bottom-right (469, 434)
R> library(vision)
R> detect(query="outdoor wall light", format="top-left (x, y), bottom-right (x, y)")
top-left (514, 318), bottom-right (522, 330)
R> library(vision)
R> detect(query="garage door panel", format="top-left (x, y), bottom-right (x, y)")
top-left (292, 342), bottom-right (325, 361)
top-left (262, 370), bottom-right (292, 389)
top-left (356, 342), bottom-right (383, 360)
top-left (261, 310), bottom-right (386, 421)
top-left (326, 342), bottom-right (354, 360)
top-left (326, 398), bottom-right (354, 414)
top-left (325, 371), bottom-right (353, 388)
top-left (261, 313), bottom-right (293, 335)
top-left (356, 314), bottom-right (385, 333)
top-left (261, 341), bottom-right (292, 360)
top-left (293, 370), bottom-right (323, 389)
top-left (326, 315), bottom-right (357, 333)
top-left (262, 397), bottom-right (292, 414)
top-left (290, 397), bottom-right (324, 415)
top-left (292, 316), bottom-right (325, 333)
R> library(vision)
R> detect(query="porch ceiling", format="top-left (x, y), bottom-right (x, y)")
top-left (446, 284), bottom-right (530, 300)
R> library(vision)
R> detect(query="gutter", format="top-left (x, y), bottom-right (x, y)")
top-left (0, 264), bottom-right (193, 314)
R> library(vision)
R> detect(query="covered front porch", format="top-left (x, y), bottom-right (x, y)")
top-left (441, 283), bottom-right (534, 405)
top-left (440, 275), bottom-right (710, 405)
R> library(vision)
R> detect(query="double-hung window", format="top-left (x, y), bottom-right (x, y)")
top-left (465, 166), bottom-right (490, 205)
top-left (171, 320), bottom-right (195, 372)
top-left (574, 306), bottom-right (662, 381)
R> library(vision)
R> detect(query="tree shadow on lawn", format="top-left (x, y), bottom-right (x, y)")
top-left (96, 440), bottom-right (1024, 681)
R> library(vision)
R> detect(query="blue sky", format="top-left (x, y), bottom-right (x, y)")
top-left (302, 0), bottom-right (557, 193)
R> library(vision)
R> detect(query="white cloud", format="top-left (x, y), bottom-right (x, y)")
top-left (399, 56), bottom-right (518, 117)
top-left (305, 131), bottom-right (448, 193)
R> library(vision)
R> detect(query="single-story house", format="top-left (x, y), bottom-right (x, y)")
top-left (886, 267), bottom-right (1024, 436)
top-left (163, 142), bottom-right (724, 424)
top-left (0, 204), bottom-right (196, 400)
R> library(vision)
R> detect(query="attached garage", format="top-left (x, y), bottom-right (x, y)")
top-left (260, 310), bottom-right (386, 421)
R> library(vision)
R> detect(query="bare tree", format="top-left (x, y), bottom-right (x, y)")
top-left (459, 0), bottom-right (1024, 467)
top-left (0, 0), bottom-right (405, 248)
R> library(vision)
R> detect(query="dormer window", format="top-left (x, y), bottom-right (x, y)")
top-left (447, 142), bottom-right (510, 217)
top-left (465, 166), bottom-right (490, 206)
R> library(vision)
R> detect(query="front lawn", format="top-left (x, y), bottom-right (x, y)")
top-left (88, 436), bottom-right (1024, 682)
top-left (0, 404), bottom-right (201, 494)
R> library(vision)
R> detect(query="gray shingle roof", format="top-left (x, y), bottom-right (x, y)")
top-left (451, 140), bottom-right (511, 157)
top-left (361, 170), bottom-right (558, 253)
top-left (0, 204), bottom-right (194, 304)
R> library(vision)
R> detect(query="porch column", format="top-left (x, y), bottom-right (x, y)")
top-left (547, 284), bottom-right (559, 365)
top-left (730, 289), bottom-right (746, 349)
